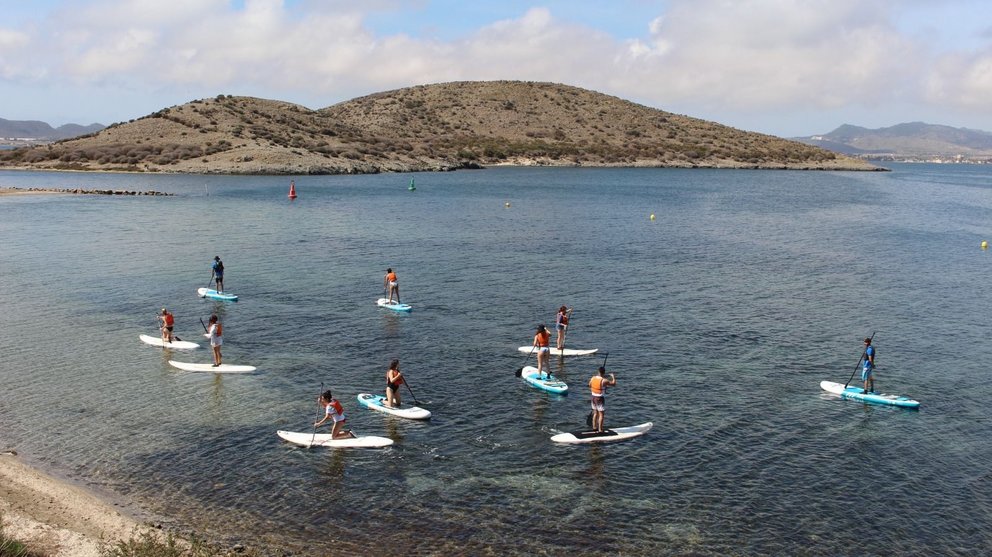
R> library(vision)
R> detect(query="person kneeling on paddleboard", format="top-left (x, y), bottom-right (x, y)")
top-left (315, 390), bottom-right (355, 439)
top-left (206, 314), bottom-right (222, 367)
top-left (159, 308), bottom-right (176, 343)
top-left (862, 337), bottom-right (876, 394)
top-left (533, 324), bottom-right (551, 380)
top-left (589, 366), bottom-right (616, 433)
top-left (385, 359), bottom-right (404, 408)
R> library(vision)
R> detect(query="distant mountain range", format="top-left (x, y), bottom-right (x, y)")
top-left (0, 118), bottom-right (104, 140)
top-left (794, 122), bottom-right (992, 158)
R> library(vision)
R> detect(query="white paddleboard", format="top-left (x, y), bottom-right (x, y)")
top-left (357, 393), bottom-right (431, 420)
top-left (517, 346), bottom-right (598, 356)
top-left (167, 360), bottom-right (256, 374)
top-left (198, 287), bottom-right (239, 301)
top-left (820, 381), bottom-right (920, 409)
top-left (139, 334), bottom-right (200, 350)
top-left (376, 298), bottom-right (412, 312)
top-left (277, 430), bottom-right (394, 448)
top-left (551, 422), bottom-right (653, 444)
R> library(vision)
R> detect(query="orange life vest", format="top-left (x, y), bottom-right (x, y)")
top-left (536, 330), bottom-right (550, 347)
top-left (589, 375), bottom-right (607, 396)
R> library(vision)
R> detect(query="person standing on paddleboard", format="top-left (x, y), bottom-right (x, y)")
top-left (555, 306), bottom-right (572, 350)
top-left (384, 268), bottom-right (400, 304)
top-left (211, 256), bottom-right (225, 293)
top-left (862, 337), bottom-right (876, 394)
top-left (385, 359), bottom-right (404, 408)
top-left (315, 390), bottom-right (355, 439)
top-left (206, 314), bottom-right (223, 367)
top-left (533, 324), bottom-right (552, 379)
top-left (159, 308), bottom-right (176, 343)
top-left (589, 366), bottom-right (616, 433)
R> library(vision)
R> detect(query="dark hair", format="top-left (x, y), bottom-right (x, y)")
top-left (209, 314), bottom-right (218, 323)
top-left (386, 267), bottom-right (392, 273)
top-left (559, 306), bottom-right (568, 313)
top-left (390, 359), bottom-right (400, 369)
top-left (864, 337), bottom-right (872, 344)
top-left (537, 324), bottom-right (546, 332)
top-left (214, 256), bottom-right (220, 261)
top-left (321, 390), bottom-right (333, 401)
top-left (598, 366), bottom-right (606, 375)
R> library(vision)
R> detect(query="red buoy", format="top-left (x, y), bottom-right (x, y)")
top-left (288, 180), bottom-right (297, 200)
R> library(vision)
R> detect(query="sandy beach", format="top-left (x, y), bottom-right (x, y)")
top-left (0, 453), bottom-right (154, 557)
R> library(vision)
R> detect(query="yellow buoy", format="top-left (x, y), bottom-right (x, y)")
top-left (650, 214), bottom-right (656, 221)
top-left (982, 240), bottom-right (988, 249)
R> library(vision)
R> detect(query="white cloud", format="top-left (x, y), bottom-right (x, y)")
top-left (4, 0), bottom-right (992, 133)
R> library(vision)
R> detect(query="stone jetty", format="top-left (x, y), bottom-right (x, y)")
top-left (0, 187), bottom-right (173, 196)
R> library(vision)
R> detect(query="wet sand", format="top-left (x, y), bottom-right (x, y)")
top-left (0, 453), bottom-right (156, 557)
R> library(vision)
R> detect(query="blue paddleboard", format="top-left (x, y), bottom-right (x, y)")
top-left (520, 366), bottom-right (568, 395)
top-left (820, 381), bottom-right (919, 409)
top-left (377, 298), bottom-right (412, 312)
top-left (198, 287), bottom-right (238, 301)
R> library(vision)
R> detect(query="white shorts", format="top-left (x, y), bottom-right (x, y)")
top-left (538, 347), bottom-right (550, 354)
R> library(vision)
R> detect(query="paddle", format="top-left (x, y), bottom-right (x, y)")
top-left (844, 331), bottom-right (876, 388)
top-left (309, 382), bottom-right (324, 449)
top-left (199, 317), bottom-right (208, 334)
top-left (515, 345), bottom-right (537, 377)
top-left (403, 377), bottom-right (421, 406)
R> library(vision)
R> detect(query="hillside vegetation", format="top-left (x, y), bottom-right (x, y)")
top-left (0, 81), bottom-right (878, 174)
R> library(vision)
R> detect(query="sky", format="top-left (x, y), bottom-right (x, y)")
top-left (2, 0), bottom-right (992, 137)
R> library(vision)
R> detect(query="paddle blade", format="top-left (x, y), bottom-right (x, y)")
top-left (515, 367), bottom-right (523, 377)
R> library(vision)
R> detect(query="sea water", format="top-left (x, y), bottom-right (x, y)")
top-left (1, 164), bottom-right (991, 555)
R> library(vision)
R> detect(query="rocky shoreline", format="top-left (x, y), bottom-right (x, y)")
top-left (0, 186), bottom-right (173, 196)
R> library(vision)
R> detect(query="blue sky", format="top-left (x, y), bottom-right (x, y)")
top-left (2, 0), bottom-right (992, 137)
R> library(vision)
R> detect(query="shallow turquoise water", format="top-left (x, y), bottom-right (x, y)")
top-left (1, 164), bottom-right (991, 555)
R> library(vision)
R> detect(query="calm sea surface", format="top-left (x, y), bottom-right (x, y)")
top-left (1, 164), bottom-right (991, 556)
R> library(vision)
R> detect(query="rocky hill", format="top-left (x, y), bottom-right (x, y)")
top-left (796, 122), bottom-right (992, 158)
top-left (0, 118), bottom-right (104, 140)
top-left (0, 81), bottom-right (878, 174)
